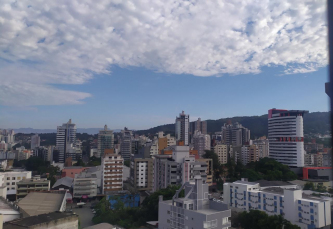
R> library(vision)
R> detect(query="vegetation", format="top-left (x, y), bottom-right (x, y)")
top-left (304, 182), bottom-right (329, 193)
top-left (87, 156), bottom-right (101, 166)
top-left (93, 185), bottom-right (183, 228)
top-left (202, 150), bottom-right (297, 184)
top-left (124, 160), bottom-right (130, 167)
top-left (226, 157), bottom-right (297, 182)
top-left (232, 210), bottom-right (300, 229)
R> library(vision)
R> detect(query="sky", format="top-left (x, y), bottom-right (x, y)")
top-left (0, 0), bottom-right (329, 130)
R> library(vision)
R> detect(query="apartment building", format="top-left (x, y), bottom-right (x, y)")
top-left (120, 128), bottom-right (132, 161)
top-left (153, 145), bottom-right (208, 191)
top-left (73, 173), bottom-right (98, 198)
top-left (196, 158), bottom-right (213, 186)
top-left (98, 125), bottom-right (114, 158)
top-left (252, 139), bottom-right (269, 158)
top-left (18, 150), bottom-right (33, 161)
top-left (223, 179), bottom-right (331, 229)
top-left (102, 151), bottom-right (124, 194)
top-left (221, 122), bottom-right (250, 146)
top-left (304, 154), bottom-right (314, 166)
top-left (16, 177), bottom-right (50, 199)
top-left (313, 153), bottom-right (324, 167)
top-left (158, 176), bottom-right (231, 229)
top-left (268, 109), bottom-right (308, 167)
top-left (241, 145), bottom-right (259, 165)
top-left (130, 150), bottom-right (154, 191)
top-left (214, 144), bottom-right (228, 164)
top-left (322, 152), bottom-right (332, 167)
top-left (4, 171), bottom-right (32, 195)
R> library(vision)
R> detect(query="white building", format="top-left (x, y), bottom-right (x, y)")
top-left (175, 111), bottom-right (189, 145)
top-left (223, 179), bottom-right (331, 229)
top-left (56, 119), bottom-right (77, 163)
top-left (30, 134), bottom-right (40, 150)
top-left (98, 125), bottom-right (114, 158)
top-left (73, 173), bottom-right (98, 198)
top-left (268, 109), bottom-right (308, 167)
top-left (3, 171), bottom-right (32, 195)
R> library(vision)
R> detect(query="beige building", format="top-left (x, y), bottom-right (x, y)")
top-left (313, 153), bottom-right (324, 167)
top-left (16, 178), bottom-right (50, 199)
top-left (196, 158), bottom-right (213, 186)
top-left (130, 156), bottom-right (154, 191)
top-left (241, 145), bottom-right (259, 165)
top-left (214, 144), bottom-right (228, 164)
top-left (102, 150), bottom-right (123, 194)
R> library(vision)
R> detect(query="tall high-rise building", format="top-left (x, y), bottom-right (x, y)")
top-left (56, 119), bottom-right (77, 163)
top-left (120, 128), bottom-right (132, 161)
top-left (98, 125), bottom-right (114, 158)
top-left (190, 118), bottom-right (207, 141)
top-left (268, 109), bottom-right (308, 167)
top-left (102, 150), bottom-right (124, 194)
top-left (221, 122), bottom-right (250, 146)
top-left (30, 134), bottom-right (40, 150)
top-left (175, 111), bottom-right (189, 145)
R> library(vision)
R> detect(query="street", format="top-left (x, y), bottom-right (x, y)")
top-left (67, 202), bottom-right (95, 228)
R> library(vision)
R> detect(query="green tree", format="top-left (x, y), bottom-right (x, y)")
top-left (316, 183), bottom-right (327, 193)
top-left (74, 159), bottom-right (86, 166)
top-left (304, 182), bottom-right (315, 190)
top-left (25, 156), bottom-right (46, 171)
top-left (124, 160), bottom-right (130, 167)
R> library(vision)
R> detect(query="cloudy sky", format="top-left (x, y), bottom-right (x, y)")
top-left (0, 0), bottom-right (329, 129)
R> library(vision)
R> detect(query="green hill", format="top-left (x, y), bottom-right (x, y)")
top-left (135, 111), bottom-right (330, 139)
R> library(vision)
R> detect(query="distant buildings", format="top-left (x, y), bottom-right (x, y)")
top-left (221, 122), bottom-right (250, 146)
top-left (223, 178), bottom-right (331, 229)
top-left (56, 119), bottom-right (77, 163)
top-left (241, 145), bottom-right (259, 165)
top-left (252, 139), bottom-right (269, 158)
top-left (0, 129), bottom-right (15, 144)
top-left (175, 111), bottom-right (189, 145)
top-left (102, 151), bottom-right (124, 194)
top-left (189, 117), bottom-right (207, 142)
top-left (30, 134), bottom-right (40, 149)
top-left (98, 125), bottom-right (114, 158)
top-left (268, 109), bottom-right (308, 167)
top-left (158, 176), bottom-right (231, 229)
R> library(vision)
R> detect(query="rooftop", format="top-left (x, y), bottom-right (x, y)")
top-left (4, 211), bottom-right (77, 229)
top-left (256, 180), bottom-right (293, 187)
top-left (18, 178), bottom-right (49, 184)
top-left (261, 187), bottom-right (285, 195)
top-left (17, 192), bottom-right (66, 216)
top-left (0, 197), bottom-right (20, 215)
top-left (233, 180), bottom-right (258, 185)
top-left (52, 176), bottom-right (73, 189)
top-left (84, 223), bottom-right (124, 229)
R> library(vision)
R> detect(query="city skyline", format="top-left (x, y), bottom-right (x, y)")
top-left (0, 1), bottom-right (329, 129)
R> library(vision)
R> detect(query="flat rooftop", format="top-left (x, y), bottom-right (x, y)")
top-left (0, 197), bottom-right (20, 215)
top-left (4, 212), bottom-right (77, 229)
top-left (257, 180), bottom-right (293, 187)
top-left (233, 180), bottom-right (258, 185)
top-left (17, 192), bottom-right (66, 216)
top-left (18, 178), bottom-right (49, 184)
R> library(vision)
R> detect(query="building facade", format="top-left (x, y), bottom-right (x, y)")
top-left (98, 125), bottom-right (114, 158)
top-left (130, 154), bottom-right (154, 191)
top-left (102, 152), bottom-right (124, 194)
top-left (120, 128), bottom-right (132, 161)
top-left (30, 134), bottom-right (40, 149)
top-left (268, 109), bottom-right (308, 167)
top-left (4, 171), bottom-right (32, 195)
top-left (221, 122), bottom-right (250, 146)
top-left (73, 173), bottom-right (98, 198)
top-left (175, 111), bottom-right (189, 146)
top-left (252, 139), bottom-right (269, 158)
top-left (223, 179), bottom-right (331, 229)
top-left (16, 178), bottom-right (50, 199)
top-left (214, 144), bottom-right (229, 165)
top-left (241, 145), bottom-right (259, 165)
top-left (56, 119), bottom-right (77, 163)
top-left (158, 177), bottom-right (231, 229)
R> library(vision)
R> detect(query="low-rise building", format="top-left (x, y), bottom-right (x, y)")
top-left (16, 178), bottom-right (50, 199)
top-left (223, 178), bottom-right (331, 229)
top-left (0, 197), bottom-right (20, 222)
top-left (61, 166), bottom-right (88, 179)
top-left (52, 177), bottom-right (73, 191)
top-left (3, 171), bottom-right (32, 196)
top-left (158, 176), bottom-right (231, 229)
top-left (73, 172), bottom-right (98, 199)
top-left (17, 191), bottom-right (67, 217)
top-left (3, 211), bottom-right (78, 229)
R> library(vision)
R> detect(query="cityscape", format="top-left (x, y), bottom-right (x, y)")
top-left (0, 108), bottom-right (332, 229)
top-left (0, 0), bottom-right (331, 229)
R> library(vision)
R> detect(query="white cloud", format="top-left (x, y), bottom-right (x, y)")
top-left (0, 0), bottom-right (327, 105)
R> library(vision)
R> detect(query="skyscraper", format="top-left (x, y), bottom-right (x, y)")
top-left (175, 111), bottom-right (189, 145)
top-left (120, 127), bottom-right (132, 161)
top-left (98, 125), bottom-right (114, 158)
top-left (221, 122), bottom-right (250, 146)
top-left (268, 109), bottom-right (308, 167)
top-left (56, 119), bottom-right (77, 163)
top-left (30, 134), bottom-right (40, 149)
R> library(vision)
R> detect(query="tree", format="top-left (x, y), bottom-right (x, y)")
top-left (25, 156), bottom-right (47, 171)
top-left (316, 183), bottom-right (327, 193)
top-left (304, 182), bottom-right (315, 190)
top-left (124, 160), bottom-right (130, 167)
top-left (74, 159), bottom-right (86, 166)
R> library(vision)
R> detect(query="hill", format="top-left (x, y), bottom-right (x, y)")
top-left (135, 111), bottom-right (330, 139)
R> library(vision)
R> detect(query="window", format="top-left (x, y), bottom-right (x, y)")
top-left (298, 200), bottom-right (301, 204)
top-left (17, 177), bottom-right (21, 180)
top-left (6, 183), bottom-right (9, 185)
top-left (12, 182), bottom-right (15, 185)
top-left (6, 177), bottom-right (9, 180)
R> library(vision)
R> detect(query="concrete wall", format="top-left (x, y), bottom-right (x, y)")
top-left (30, 215), bottom-right (78, 229)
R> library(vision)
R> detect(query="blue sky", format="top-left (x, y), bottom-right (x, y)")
top-left (0, 65), bottom-right (329, 129)
top-left (0, 0), bottom-right (328, 129)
